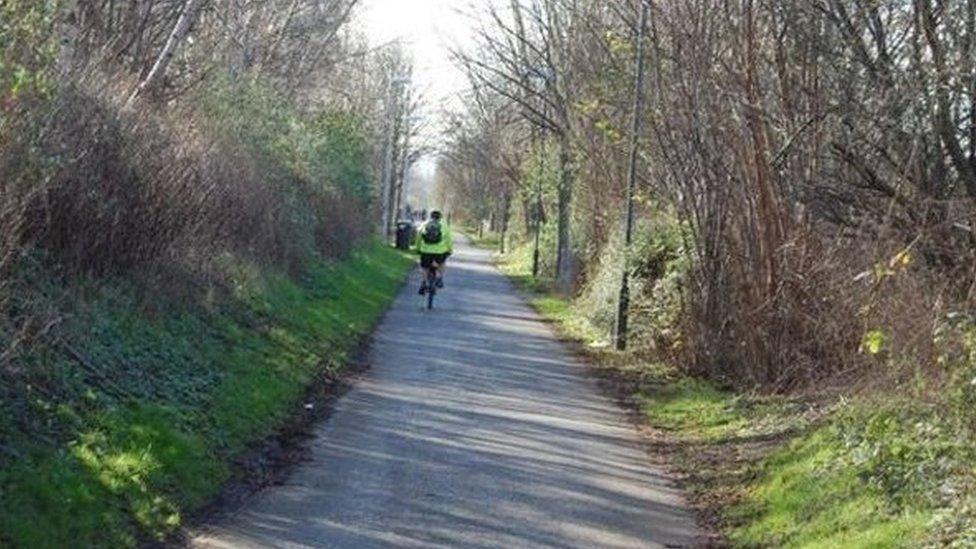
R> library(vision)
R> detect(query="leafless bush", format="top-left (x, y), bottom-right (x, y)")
top-left (644, 0), bottom-right (976, 388)
top-left (9, 72), bottom-right (264, 278)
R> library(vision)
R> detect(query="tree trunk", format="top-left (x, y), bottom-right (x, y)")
top-left (500, 191), bottom-right (512, 254)
top-left (919, 0), bottom-right (976, 197)
top-left (555, 134), bottom-right (574, 289)
top-left (126, 0), bottom-right (207, 106)
top-left (393, 133), bottom-right (411, 228)
top-left (56, 0), bottom-right (80, 77)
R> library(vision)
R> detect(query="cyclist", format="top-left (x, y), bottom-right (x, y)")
top-left (414, 210), bottom-right (453, 295)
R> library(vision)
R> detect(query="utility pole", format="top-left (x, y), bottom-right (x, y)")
top-left (532, 136), bottom-right (543, 278)
top-left (614, 1), bottom-right (649, 351)
top-left (529, 69), bottom-right (552, 280)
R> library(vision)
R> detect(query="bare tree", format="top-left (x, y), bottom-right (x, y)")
top-left (439, 0), bottom-right (976, 387)
top-left (453, 0), bottom-right (581, 288)
top-left (126, 0), bottom-right (208, 105)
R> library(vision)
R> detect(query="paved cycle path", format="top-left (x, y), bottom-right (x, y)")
top-left (192, 237), bottom-right (700, 548)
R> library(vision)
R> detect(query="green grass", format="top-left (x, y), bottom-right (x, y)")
top-left (639, 379), bottom-right (939, 548)
top-left (640, 379), bottom-right (749, 442)
top-left (0, 243), bottom-right (413, 547)
top-left (497, 239), bottom-right (552, 293)
top-left (529, 295), bottom-right (610, 346)
top-left (496, 244), bottom-right (614, 351)
top-left (461, 228), bottom-right (503, 250)
top-left (729, 419), bottom-right (933, 548)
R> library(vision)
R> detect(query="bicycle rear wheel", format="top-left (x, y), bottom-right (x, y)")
top-left (426, 269), bottom-right (437, 310)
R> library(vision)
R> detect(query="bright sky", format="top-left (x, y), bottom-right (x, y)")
top-left (358, 0), bottom-right (477, 114)
top-left (357, 0), bottom-right (484, 203)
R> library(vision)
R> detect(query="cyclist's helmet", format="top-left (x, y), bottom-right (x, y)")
top-left (430, 210), bottom-right (443, 220)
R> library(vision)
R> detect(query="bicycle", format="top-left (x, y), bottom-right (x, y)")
top-left (424, 262), bottom-right (440, 310)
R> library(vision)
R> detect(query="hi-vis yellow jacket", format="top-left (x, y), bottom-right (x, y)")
top-left (413, 220), bottom-right (454, 255)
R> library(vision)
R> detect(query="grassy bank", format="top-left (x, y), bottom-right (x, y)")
top-left (460, 228), bottom-right (504, 251)
top-left (0, 244), bottom-right (413, 547)
top-left (485, 238), bottom-right (971, 548)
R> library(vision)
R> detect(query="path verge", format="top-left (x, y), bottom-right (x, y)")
top-left (0, 243), bottom-right (413, 548)
top-left (480, 238), bottom-right (955, 548)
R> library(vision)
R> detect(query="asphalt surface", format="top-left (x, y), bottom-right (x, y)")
top-left (191, 238), bottom-right (701, 549)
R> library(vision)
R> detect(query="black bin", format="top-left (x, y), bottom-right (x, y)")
top-left (395, 222), bottom-right (413, 250)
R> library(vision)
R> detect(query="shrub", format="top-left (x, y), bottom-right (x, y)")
top-left (576, 211), bottom-right (690, 355)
